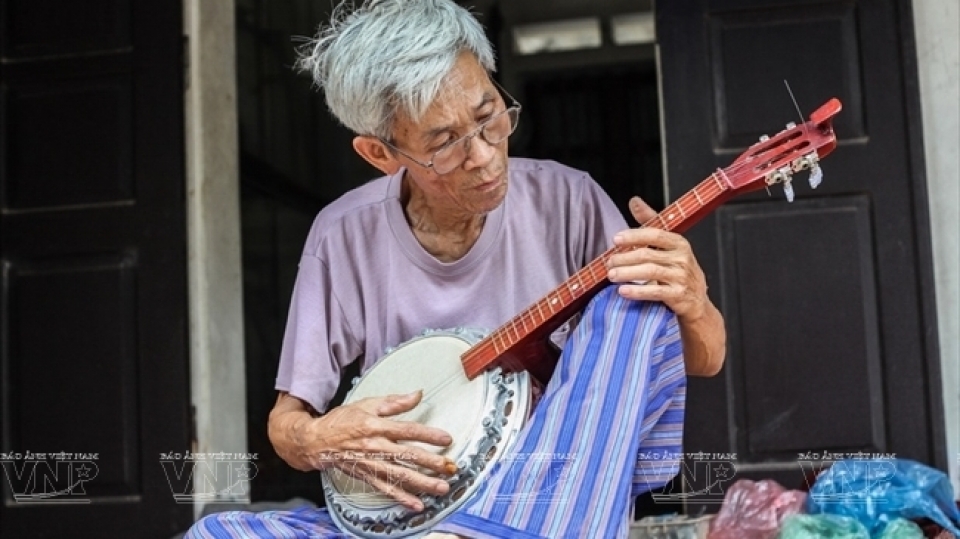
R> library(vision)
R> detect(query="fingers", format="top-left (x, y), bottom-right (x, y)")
top-left (355, 431), bottom-right (457, 476)
top-left (325, 402), bottom-right (456, 475)
top-left (333, 457), bottom-right (450, 511)
top-left (629, 196), bottom-right (658, 225)
top-left (606, 223), bottom-right (709, 319)
top-left (607, 261), bottom-right (683, 285)
top-left (614, 280), bottom-right (681, 301)
top-left (606, 247), bottom-right (683, 273)
top-left (364, 392), bottom-right (455, 448)
top-left (350, 392), bottom-right (454, 446)
top-left (374, 390), bottom-right (423, 416)
top-left (369, 413), bottom-right (454, 448)
top-left (613, 226), bottom-right (687, 251)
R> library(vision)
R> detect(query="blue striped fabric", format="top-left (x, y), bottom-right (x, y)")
top-left (186, 506), bottom-right (346, 538)
top-left (185, 286), bottom-right (685, 538)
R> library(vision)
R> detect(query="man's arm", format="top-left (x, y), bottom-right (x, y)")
top-left (677, 298), bottom-right (726, 376)
top-left (268, 392), bottom-right (324, 471)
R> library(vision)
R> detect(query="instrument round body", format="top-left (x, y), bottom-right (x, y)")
top-left (322, 328), bottom-right (532, 538)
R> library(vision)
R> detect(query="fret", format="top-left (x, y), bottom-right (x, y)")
top-left (524, 309), bottom-right (535, 329)
top-left (548, 292), bottom-right (559, 312)
top-left (693, 186), bottom-right (705, 206)
top-left (654, 214), bottom-right (668, 230)
top-left (676, 201), bottom-right (688, 219)
top-left (535, 299), bottom-right (545, 323)
top-left (569, 275), bottom-right (581, 296)
top-left (586, 262), bottom-right (602, 286)
top-left (661, 208), bottom-right (680, 229)
top-left (493, 331), bottom-right (505, 355)
top-left (712, 170), bottom-right (727, 191)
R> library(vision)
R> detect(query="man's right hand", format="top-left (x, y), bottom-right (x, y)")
top-left (268, 391), bottom-right (457, 511)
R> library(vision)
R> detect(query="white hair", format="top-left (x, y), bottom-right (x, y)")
top-left (295, 0), bottom-right (496, 139)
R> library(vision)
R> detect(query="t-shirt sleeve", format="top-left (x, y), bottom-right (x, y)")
top-left (274, 254), bottom-right (362, 413)
top-left (578, 175), bottom-right (630, 263)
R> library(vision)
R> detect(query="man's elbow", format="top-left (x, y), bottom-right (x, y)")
top-left (687, 344), bottom-right (726, 377)
top-left (267, 392), bottom-right (315, 472)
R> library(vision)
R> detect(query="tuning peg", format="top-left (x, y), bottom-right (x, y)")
top-left (786, 122), bottom-right (797, 130)
top-left (783, 177), bottom-right (795, 203)
top-left (759, 134), bottom-right (770, 142)
top-left (809, 164), bottom-right (823, 189)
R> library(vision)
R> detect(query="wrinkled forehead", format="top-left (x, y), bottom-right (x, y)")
top-left (391, 57), bottom-right (497, 140)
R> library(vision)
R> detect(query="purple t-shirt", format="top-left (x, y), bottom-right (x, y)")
top-left (275, 157), bottom-right (629, 413)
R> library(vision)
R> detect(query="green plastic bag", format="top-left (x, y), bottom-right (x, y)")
top-left (875, 518), bottom-right (924, 539)
top-left (777, 514), bottom-right (869, 539)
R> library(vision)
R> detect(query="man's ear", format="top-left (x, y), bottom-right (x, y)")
top-left (353, 136), bottom-right (402, 176)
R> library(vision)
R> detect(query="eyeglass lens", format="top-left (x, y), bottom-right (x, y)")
top-left (432, 108), bottom-right (519, 174)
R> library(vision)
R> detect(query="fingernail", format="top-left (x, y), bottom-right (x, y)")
top-left (613, 233), bottom-right (625, 244)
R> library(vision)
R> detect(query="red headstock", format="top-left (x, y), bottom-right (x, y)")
top-left (722, 98), bottom-right (842, 202)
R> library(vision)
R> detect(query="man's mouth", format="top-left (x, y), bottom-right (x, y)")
top-left (473, 172), bottom-right (504, 192)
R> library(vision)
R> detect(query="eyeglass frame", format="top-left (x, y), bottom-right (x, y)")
top-left (377, 78), bottom-right (522, 175)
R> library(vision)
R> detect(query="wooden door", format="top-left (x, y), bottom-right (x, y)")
top-left (657, 0), bottom-right (945, 511)
top-left (0, 0), bottom-right (193, 536)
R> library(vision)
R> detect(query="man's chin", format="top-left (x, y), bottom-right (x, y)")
top-left (476, 181), bottom-right (508, 212)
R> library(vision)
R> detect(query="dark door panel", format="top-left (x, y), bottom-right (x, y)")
top-left (658, 0), bottom-right (943, 510)
top-left (0, 0), bottom-right (192, 536)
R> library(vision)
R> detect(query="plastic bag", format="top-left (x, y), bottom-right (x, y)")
top-left (806, 458), bottom-right (960, 536)
top-left (777, 514), bottom-right (870, 539)
top-left (708, 479), bottom-right (807, 539)
top-left (875, 518), bottom-right (924, 539)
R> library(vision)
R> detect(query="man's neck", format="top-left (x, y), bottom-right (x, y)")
top-left (402, 176), bottom-right (486, 262)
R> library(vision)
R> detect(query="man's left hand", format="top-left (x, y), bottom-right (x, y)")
top-left (605, 196), bottom-right (710, 322)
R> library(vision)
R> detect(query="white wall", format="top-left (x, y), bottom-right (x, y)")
top-left (913, 0), bottom-right (960, 493)
top-left (184, 0), bottom-right (248, 518)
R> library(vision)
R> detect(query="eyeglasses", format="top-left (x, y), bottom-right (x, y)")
top-left (380, 80), bottom-right (522, 175)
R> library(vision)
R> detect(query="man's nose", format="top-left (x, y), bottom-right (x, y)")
top-left (462, 130), bottom-right (497, 169)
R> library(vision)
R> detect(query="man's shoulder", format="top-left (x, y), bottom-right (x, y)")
top-left (509, 157), bottom-right (592, 184)
top-left (507, 157), bottom-right (598, 204)
top-left (317, 174), bottom-right (394, 224)
top-left (303, 173), bottom-right (395, 254)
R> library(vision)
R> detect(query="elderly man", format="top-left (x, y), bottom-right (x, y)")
top-left (187, 0), bottom-right (725, 537)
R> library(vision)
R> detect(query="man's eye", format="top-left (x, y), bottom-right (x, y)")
top-left (478, 110), bottom-right (496, 123)
top-left (429, 136), bottom-right (455, 152)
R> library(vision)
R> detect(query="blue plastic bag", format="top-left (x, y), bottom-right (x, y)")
top-left (806, 458), bottom-right (960, 536)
